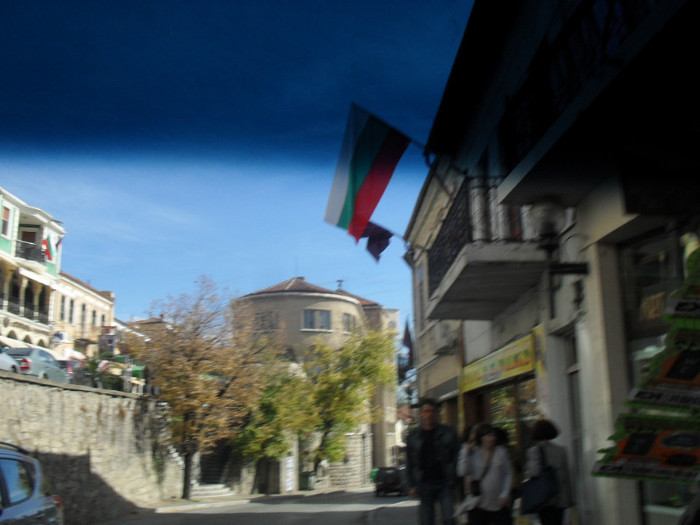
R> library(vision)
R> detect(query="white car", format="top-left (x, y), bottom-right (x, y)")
top-left (0, 346), bottom-right (20, 373)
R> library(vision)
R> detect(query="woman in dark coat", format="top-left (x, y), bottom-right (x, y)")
top-left (523, 419), bottom-right (573, 525)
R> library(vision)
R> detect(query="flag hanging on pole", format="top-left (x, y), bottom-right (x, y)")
top-left (361, 221), bottom-right (393, 261)
top-left (325, 104), bottom-right (410, 241)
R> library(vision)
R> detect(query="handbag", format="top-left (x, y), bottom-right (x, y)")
top-left (520, 445), bottom-right (560, 514)
top-left (457, 492), bottom-right (481, 514)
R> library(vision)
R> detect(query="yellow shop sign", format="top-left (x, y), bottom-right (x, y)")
top-left (460, 333), bottom-right (535, 392)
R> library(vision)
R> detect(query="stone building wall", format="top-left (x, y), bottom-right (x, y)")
top-left (0, 371), bottom-right (182, 525)
top-left (328, 431), bottom-right (372, 488)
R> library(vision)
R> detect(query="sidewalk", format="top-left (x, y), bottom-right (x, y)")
top-left (151, 485), bottom-right (377, 514)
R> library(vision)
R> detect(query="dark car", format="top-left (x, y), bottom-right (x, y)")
top-left (0, 442), bottom-right (64, 524)
top-left (56, 360), bottom-right (91, 386)
top-left (4, 348), bottom-right (68, 384)
top-left (374, 466), bottom-right (408, 497)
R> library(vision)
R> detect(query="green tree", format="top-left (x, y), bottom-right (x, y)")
top-left (126, 276), bottom-right (269, 499)
top-left (303, 330), bottom-right (395, 471)
top-left (232, 364), bottom-right (318, 461)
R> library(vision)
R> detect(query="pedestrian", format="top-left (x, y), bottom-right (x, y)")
top-left (523, 419), bottom-right (573, 525)
top-left (406, 398), bottom-right (461, 525)
top-left (456, 422), bottom-right (513, 525)
top-left (492, 426), bottom-right (517, 525)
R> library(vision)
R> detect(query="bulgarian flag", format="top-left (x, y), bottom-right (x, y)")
top-left (325, 104), bottom-right (410, 241)
top-left (42, 236), bottom-right (54, 261)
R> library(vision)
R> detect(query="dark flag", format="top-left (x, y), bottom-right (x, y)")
top-left (361, 221), bottom-right (393, 261)
top-left (402, 319), bottom-right (414, 369)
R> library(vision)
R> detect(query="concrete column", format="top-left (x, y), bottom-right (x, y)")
top-left (577, 242), bottom-right (641, 525)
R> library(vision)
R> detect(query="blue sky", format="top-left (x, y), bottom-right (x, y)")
top-left (0, 1), bottom-right (473, 327)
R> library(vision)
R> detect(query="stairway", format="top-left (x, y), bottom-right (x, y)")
top-left (199, 440), bottom-right (230, 484)
top-left (190, 483), bottom-right (238, 500)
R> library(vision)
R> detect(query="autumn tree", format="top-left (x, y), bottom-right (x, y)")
top-left (302, 329), bottom-right (396, 471)
top-left (126, 276), bottom-right (270, 499)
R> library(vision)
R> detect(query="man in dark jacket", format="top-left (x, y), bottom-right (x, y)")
top-left (406, 398), bottom-right (460, 525)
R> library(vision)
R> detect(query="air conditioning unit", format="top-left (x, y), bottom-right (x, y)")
top-left (435, 325), bottom-right (458, 355)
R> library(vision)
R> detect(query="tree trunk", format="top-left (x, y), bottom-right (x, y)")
top-left (182, 447), bottom-right (193, 499)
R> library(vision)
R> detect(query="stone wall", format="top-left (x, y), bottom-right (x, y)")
top-left (0, 371), bottom-right (183, 525)
top-left (328, 432), bottom-right (373, 488)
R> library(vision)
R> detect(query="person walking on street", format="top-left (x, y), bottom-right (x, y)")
top-left (523, 419), bottom-right (573, 525)
top-left (406, 398), bottom-right (461, 525)
top-left (456, 422), bottom-right (513, 525)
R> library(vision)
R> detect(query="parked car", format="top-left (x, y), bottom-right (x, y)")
top-left (0, 441), bottom-right (64, 524)
top-left (0, 347), bottom-right (19, 373)
top-left (4, 348), bottom-right (69, 383)
top-left (374, 466), bottom-right (408, 497)
top-left (56, 360), bottom-right (91, 386)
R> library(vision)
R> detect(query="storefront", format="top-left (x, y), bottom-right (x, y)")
top-left (459, 331), bottom-right (545, 465)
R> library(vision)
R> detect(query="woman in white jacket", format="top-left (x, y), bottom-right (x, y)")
top-left (456, 422), bottom-right (513, 525)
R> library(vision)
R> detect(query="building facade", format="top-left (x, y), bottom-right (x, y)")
top-left (52, 271), bottom-right (116, 359)
top-left (405, 1), bottom-right (697, 524)
top-left (0, 186), bottom-right (116, 362)
top-left (237, 276), bottom-right (399, 490)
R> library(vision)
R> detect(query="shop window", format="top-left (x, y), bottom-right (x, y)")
top-left (620, 233), bottom-right (682, 338)
top-left (488, 377), bottom-right (541, 466)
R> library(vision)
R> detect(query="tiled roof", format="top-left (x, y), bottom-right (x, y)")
top-left (246, 277), bottom-right (336, 296)
top-left (245, 277), bottom-right (383, 308)
top-left (335, 289), bottom-right (379, 307)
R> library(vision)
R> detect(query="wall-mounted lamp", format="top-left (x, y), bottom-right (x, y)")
top-left (531, 197), bottom-right (588, 318)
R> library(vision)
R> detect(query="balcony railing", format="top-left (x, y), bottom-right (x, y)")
top-left (428, 180), bottom-right (472, 295)
top-left (7, 297), bottom-right (20, 315)
top-left (428, 178), bottom-right (535, 296)
top-left (15, 240), bottom-right (46, 263)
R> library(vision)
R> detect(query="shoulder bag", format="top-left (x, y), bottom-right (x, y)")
top-left (520, 444), bottom-right (560, 514)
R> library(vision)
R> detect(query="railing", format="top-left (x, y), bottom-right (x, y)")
top-left (428, 181), bottom-right (472, 296)
top-left (7, 297), bottom-right (20, 315)
top-left (1, 297), bottom-right (50, 326)
top-left (427, 178), bottom-right (536, 296)
top-left (15, 240), bottom-right (46, 263)
top-left (23, 304), bottom-right (35, 321)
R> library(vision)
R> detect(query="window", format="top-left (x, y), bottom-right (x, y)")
top-left (80, 304), bottom-right (86, 326)
top-left (303, 309), bottom-right (331, 331)
top-left (60, 296), bottom-right (66, 322)
top-left (1, 206), bottom-right (10, 236)
top-left (254, 311), bottom-right (278, 332)
top-left (69, 299), bottom-right (74, 324)
top-left (0, 459), bottom-right (34, 504)
top-left (343, 313), bottom-right (356, 333)
top-left (101, 314), bottom-right (106, 326)
top-left (92, 310), bottom-right (97, 326)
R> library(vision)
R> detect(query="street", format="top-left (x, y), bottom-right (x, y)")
top-left (98, 489), bottom-right (420, 525)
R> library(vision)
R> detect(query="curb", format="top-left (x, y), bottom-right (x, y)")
top-left (155, 497), bottom-right (252, 513)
